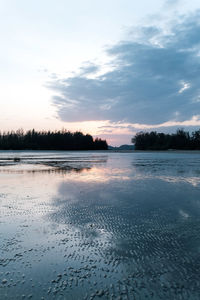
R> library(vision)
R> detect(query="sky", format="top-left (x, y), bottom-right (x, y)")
top-left (1, 0), bottom-right (200, 145)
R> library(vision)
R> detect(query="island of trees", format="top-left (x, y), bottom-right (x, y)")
top-left (132, 129), bottom-right (200, 150)
top-left (0, 129), bottom-right (108, 150)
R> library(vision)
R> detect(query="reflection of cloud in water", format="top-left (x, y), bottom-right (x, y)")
top-left (132, 157), bottom-right (200, 175)
top-left (179, 209), bottom-right (190, 219)
top-left (47, 173), bottom-right (200, 299)
top-left (132, 174), bottom-right (200, 187)
top-left (132, 156), bottom-right (200, 187)
top-left (155, 175), bottom-right (200, 187)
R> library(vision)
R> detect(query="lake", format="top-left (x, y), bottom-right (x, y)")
top-left (0, 150), bottom-right (200, 299)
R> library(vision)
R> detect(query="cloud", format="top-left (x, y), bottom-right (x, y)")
top-left (79, 62), bottom-right (99, 75)
top-left (164, 0), bottom-right (181, 8)
top-left (48, 12), bottom-right (200, 126)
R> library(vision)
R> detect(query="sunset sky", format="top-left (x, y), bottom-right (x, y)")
top-left (1, 0), bottom-right (200, 145)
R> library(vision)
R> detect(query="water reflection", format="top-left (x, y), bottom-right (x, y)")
top-left (0, 165), bottom-right (91, 175)
top-left (48, 168), bottom-right (200, 298)
top-left (0, 151), bottom-right (200, 299)
top-left (0, 153), bottom-right (108, 176)
top-left (132, 156), bottom-right (200, 187)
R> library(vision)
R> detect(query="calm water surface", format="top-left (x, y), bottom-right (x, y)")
top-left (0, 151), bottom-right (200, 299)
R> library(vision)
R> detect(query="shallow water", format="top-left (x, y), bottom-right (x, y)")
top-left (0, 150), bottom-right (200, 299)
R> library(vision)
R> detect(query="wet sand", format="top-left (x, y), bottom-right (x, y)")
top-left (0, 151), bottom-right (200, 299)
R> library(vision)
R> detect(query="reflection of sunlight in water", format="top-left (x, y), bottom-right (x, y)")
top-left (66, 167), bottom-right (131, 183)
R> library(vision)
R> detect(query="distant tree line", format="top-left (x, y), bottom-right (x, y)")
top-left (0, 129), bottom-right (108, 150)
top-left (132, 129), bottom-right (200, 150)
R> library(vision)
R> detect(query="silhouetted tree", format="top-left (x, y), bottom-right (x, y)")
top-left (132, 129), bottom-right (200, 150)
top-left (0, 129), bottom-right (108, 150)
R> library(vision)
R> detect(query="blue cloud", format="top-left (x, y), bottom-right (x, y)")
top-left (49, 12), bottom-right (200, 125)
top-left (164, 0), bottom-right (180, 8)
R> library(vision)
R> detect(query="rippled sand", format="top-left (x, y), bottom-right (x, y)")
top-left (0, 150), bottom-right (200, 299)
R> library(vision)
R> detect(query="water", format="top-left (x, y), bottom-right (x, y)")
top-left (0, 150), bottom-right (200, 299)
